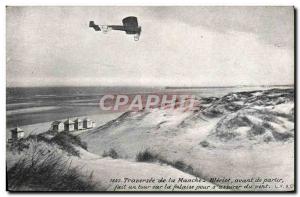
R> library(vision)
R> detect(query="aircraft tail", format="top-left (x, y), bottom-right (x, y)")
top-left (89, 21), bottom-right (101, 31)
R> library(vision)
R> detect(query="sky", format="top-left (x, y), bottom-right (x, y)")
top-left (6, 6), bottom-right (294, 87)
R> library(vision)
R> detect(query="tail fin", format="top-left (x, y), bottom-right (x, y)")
top-left (89, 21), bottom-right (95, 27)
top-left (89, 21), bottom-right (101, 31)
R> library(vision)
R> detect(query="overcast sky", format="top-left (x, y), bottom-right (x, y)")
top-left (6, 6), bottom-right (294, 87)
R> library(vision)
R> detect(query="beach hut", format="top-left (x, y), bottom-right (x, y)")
top-left (10, 127), bottom-right (24, 141)
top-left (64, 119), bottom-right (75, 131)
top-left (51, 121), bottom-right (64, 132)
top-left (74, 118), bottom-right (83, 130)
top-left (92, 121), bottom-right (96, 128)
top-left (83, 118), bottom-right (93, 129)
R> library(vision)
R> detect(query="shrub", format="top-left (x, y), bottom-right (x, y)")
top-left (199, 140), bottom-right (209, 147)
top-left (135, 150), bottom-right (195, 174)
top-left (263, 135), bottom-right (273, 143)
top-left (7, 139), bottom-right (30, 153)
top-left (102, 148), bottom-right (119, 159)
top-left (9, 132), bottom-right (88, 157)
top-left (136, 149), bottom-right (158, 162)
top-left (7, 148), bottom-right (99, 191)
top-left (173, 160), bottom-right (194, 174)
top-left (272, 131), bottom-right (294, 142)
top-left (250, 124), bottom-right (266, 135)
top-left (51, 132), bottom-right (87, 156)
top-left (135, 150), bottom-right (203, 182)
top-left (53, 132), bottom-right (87, 149)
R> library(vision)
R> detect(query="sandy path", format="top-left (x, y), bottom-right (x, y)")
top-left (70, 148), bottom-right (220, 191)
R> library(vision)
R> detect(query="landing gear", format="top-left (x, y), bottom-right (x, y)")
top-left (134, 34), bottom-right (140, 41)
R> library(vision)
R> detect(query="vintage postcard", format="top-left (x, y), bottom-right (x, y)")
top-left (6, 6), bottom-right (295, 192)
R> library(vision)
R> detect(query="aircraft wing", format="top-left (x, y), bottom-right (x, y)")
top-left (122, 16), bottom-right (138, 27)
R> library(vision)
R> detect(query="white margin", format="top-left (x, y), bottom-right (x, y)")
top-left (0, 1), bottom-right (298, 197)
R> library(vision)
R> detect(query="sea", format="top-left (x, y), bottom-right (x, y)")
top-left (6, 85), bottom-right (293, 128)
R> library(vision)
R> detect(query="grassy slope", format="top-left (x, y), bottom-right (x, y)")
top-left (7, 132), bottom-right (216, 191)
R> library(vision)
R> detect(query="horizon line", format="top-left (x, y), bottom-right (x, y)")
top-left (6, 84), bottom-right (294, 88)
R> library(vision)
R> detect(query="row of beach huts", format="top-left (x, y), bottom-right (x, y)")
top-left (51, 118), bottom-right (96, 132)
top-left (9, 117), bottom-right (96, 142)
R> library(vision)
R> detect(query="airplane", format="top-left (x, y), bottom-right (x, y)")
top-left (89, 16), bottom-right (141, 41)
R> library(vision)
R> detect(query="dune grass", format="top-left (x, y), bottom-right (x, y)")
top-left (135, 149), bottom-right (197, 178)
top-left (7, 132), bottom-right (103, 191)
top-left (102, 148), bottom-right (119, 159)
top-left (7, 146), bottom-right (100, 191)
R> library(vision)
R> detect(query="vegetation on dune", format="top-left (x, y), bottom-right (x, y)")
top-left (210, 108), bottom-right (294, 143)
top-left (51, 132), bottom-right (88, 156)
top-left (136, 149), bottom-right (157, 162)
top-left (202, 88), bottom-right (294, 117)
top-left (7, 144), bottom-right (101, 191)
top-left (199, 140), bottom-right (210, 148)
top-left (135, 149), bottom-right (200, 179)
top-left (7, 132), bottom-right (103, 191)
top-left (7, 138), bottom-right (30, 153)
top-left (102, 148), bottom-right (119, 159)
top-left (9, 132), bottom-right (88, 157)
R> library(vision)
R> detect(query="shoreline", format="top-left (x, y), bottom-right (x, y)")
top-left (6, 111), bottom-right (124, 140)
